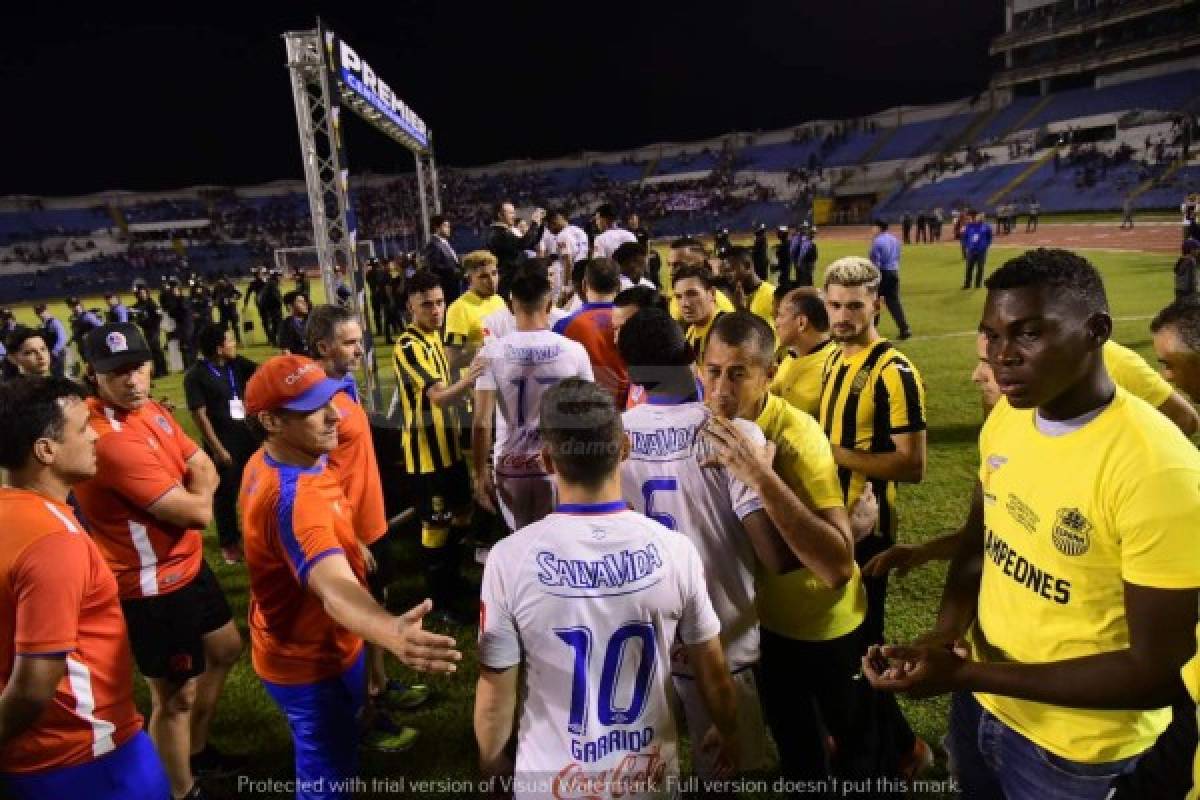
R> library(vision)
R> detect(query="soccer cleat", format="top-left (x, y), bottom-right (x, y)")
top-left (363, 711), bottom-right (420, 753)
top-left (377, 680), bottom-right (431, 711)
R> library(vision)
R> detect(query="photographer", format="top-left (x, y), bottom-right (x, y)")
top-left (258, 271), bottom-right (284, 346)
top-left (131, 284), bottom-right (168, 377)
top-left (774, 226), bottom-right (794, 286)
top-left (159, 280), bottom-right (195, 368)
top-left (213, 276), bottom-right (243, 344)
top-left (486, 200), bottom-right (545, 295)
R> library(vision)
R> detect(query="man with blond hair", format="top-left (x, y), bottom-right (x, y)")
top-left (818, 255), bottom-right (931, 778)
top-left (445, 251), bottom-right (506, 372)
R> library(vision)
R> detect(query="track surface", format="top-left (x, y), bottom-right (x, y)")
top-left (821, 221), bottom-right (1186, 254)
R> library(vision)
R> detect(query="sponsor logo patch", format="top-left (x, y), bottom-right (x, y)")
top-left (1006, 493), bottom-right (1040, 534)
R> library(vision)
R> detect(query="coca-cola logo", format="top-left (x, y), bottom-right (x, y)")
top-left (551, 746), bottom-right (668, 800)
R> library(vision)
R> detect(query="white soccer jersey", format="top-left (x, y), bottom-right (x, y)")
top-left (479, 506), bottom-right (720, 799)
top-left (556, 224), bottom-right (591, 264)
top-left (621, 401), bottom-right (764, 673)
top-left (539, 228), bottom-right (558, 257)
top-left (482, 307), bottom-right (570, 346)
top-left (477, 330), bottom-right (593, 476)
top-left (593, 227), bottom-right (638, 259)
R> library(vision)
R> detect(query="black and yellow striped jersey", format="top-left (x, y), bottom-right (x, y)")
top-left (818, 338), bottom-right (926, 539)
top-left (392, 325), bottom-right (463, 474)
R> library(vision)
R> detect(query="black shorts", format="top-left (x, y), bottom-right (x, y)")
top-left (120, 560), bottom-right (232, 682)
top-left (410, 461), bottom-right (471, 531)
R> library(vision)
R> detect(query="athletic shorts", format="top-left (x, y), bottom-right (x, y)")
top-left (3, 731), bottom-right (170, 800)
top-left (409, 461), bottom-right (471, 541)
top-left (120, 561), bottom-right (232, 682)
top-left (673, 666), bottom-right (772, 779)
top-left (261, 651), bottom-right (366, 800)
top-left (495, 472), bottom-right (555, 533)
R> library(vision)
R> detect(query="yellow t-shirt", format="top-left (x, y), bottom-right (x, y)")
top-left (753, 394), bottom-right (867, 641)
top-left (445, 291), bottom-right (506, 352)
top-left (771, 339), bottom-right (837, 418)
top-left (669, 290), bottom-right (735, 322)
top-left (972, 390), bottom-right (1200, 764)
top-left (748, 281), bottom-right (776, 330)
top-left (686, 312), bottom-right (725, 365)
top-left (1183, 628), bottom-right (1200, 799)
top-left (1103, 339), bottom-right (1173, 408)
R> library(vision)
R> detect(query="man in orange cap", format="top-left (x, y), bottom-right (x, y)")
top-left (239, 354), bottom-right (462, 800)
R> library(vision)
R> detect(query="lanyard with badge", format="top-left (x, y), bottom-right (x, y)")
top-left (208, 362), bottom-right (245, 420)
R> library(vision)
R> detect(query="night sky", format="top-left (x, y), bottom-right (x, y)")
top-left (2, 2), bottom-right (1005, 197)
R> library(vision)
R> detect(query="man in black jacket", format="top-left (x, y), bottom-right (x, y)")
top-left (213, 276), bottom-right (242, 344)
top-left (277, 290), bottom-right (310, 356)
top-left (773, 226), bottom-right (793, 287)
top-left (485, 200), bottom-right (544, 296)
top-left (258, 271), bottom-right (284, 346)
top-left (158, 281), bottom-right (191, 366)
top-left (423, 213), bottom-right (461, 304)
top-left (364, 259), bottom-right (390, 341)
top-left (752, 224), bottom-right (771, 281)
top-left (132, 284), bottom-right (168, 377)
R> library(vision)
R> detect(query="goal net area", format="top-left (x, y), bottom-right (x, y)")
top-left (273, 240), bottom-right (377, 276)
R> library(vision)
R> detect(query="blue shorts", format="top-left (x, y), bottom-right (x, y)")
top-left (261, 651), bottom-right (367, 800)
top-left (3, 730), bottom-right (169, 800)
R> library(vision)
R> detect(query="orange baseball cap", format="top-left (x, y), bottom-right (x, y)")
top-left (245, 354), bottom-right (345, 415)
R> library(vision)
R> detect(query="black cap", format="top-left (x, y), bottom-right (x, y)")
top-left (83, 323), bottom-right (152, 373)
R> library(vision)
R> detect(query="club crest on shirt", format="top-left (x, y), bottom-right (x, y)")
top-left (1052, 508), bottom-right (1092, 556)
top-left (850, 370), bottom-right (870, 393)
top-left (155, 415), bottom-right (173, 435)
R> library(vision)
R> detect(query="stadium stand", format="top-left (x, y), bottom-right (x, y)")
top-left (2, 55), bottom-right (1197, 304)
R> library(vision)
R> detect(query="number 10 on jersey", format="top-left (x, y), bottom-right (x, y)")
top-left (554, 622), bottom-right (658, 736)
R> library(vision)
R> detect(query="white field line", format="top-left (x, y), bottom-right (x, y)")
top-left (909, 315), bottom-right (1154, 342)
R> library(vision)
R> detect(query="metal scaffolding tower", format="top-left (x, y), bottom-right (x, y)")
top-left (283, 23), bottom-right (440, 410)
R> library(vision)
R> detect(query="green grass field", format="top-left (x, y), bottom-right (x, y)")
top-left (2, 237), bottom-right (1182, 799)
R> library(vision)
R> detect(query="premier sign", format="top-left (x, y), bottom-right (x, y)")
top-left (326, 32), bottom-right (430, 151)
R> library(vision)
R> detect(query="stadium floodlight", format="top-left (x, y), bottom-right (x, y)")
top-left (283, 20), bottom-right (441, 410)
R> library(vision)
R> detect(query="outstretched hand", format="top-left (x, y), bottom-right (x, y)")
top-left (387, 598), bottom-right (463, 674)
